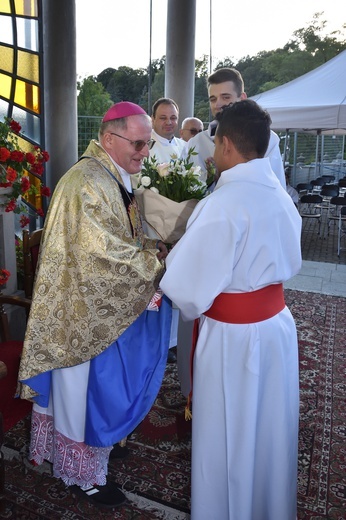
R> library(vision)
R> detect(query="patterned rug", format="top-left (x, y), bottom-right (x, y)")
top-left (1, 289), bottom-right (346, 519)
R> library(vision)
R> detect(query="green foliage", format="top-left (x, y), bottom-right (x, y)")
top-left (77, 13), bottom-right (345, 120)
top-left (77, 76), bottom-right (113, 116)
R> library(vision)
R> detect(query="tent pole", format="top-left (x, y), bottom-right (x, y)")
top-left (292, 132), bottom-right (298, 186)
top-left (315, 130), bottom-right (321, 178)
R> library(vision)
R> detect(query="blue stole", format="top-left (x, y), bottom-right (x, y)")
top-left (21, 296), bottom-right (172, 447)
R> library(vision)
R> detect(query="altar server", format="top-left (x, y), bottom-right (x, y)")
top-left (160, 99), bottom-right (302, 520)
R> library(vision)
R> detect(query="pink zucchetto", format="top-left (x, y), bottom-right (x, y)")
top-left (102, 101), bottom-right (147, 122)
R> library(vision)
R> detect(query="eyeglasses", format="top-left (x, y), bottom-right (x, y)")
top-left (183, 128), bottom-right (203, 136)
top-left (110, 132), bottom-right (155, 151)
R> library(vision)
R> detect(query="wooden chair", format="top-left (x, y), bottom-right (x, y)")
top-left (0, 228), bottom-right (43, 509)
top-left (0, 229), bottom-right (42, 333)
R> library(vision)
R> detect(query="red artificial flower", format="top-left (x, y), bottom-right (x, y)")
top-left (0, 268), bottom-right (11, 286)
top-left (36, 208), bottom-right (44, 217)
top-left (0, 147), bottom-right (11, 162)
top-left (41, 151), bottom-right (50, 162)
top-left (19, 215), bottom-right (30, 228)
top-left (9, 120), bottom-right (21, 134)
top-left (6, 166), bottom-right (17, 183)
top-left (25, 152), bottom-right (36, 165)
top-left (5, 199), bottom-right (16, 212)
top-left (21, 176), bottom-right (31, 192)
top-left (10, 150), bottom-right (25, 162)
top-left (31, 163), bottom-right (44, 176)
top-left (1, 118), bottom-right (50, 215)
top-left (41, 185), bottom-right (51, 197)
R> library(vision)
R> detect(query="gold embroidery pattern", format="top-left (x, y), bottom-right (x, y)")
top-left (19, 141), bottom-right (163, 400)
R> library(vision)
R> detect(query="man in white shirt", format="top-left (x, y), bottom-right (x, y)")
top-left (149, 97), bottom-right (186, 362)
top-left (183, 67), bottom-right (286, 189)
top-left (150, 98), bottom-right (185, 163)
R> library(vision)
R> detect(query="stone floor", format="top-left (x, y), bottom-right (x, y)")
top-left (284, 207), bottom-right (346, 298)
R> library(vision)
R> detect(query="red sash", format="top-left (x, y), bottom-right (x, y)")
top-left (185, 284), bottom-right (285, 420)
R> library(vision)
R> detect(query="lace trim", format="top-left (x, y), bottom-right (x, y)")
top-left (29, 409), bottom-right (112, 487)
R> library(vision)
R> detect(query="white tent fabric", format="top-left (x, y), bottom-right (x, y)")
top-left (251, 50), bottom-right (346, 133)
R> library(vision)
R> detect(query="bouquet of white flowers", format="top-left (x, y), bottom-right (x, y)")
top-left (137, 148), bottom-right (207, 203)
top-left (134, 148), bottom-right (208, 243)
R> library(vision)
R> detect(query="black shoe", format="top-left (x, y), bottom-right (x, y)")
top-left (70, 480), bottom-right (126, 508)
top-left (109, 443), bottom-right (130, 459)
top-left (167, 349), bottom-right (177, 363)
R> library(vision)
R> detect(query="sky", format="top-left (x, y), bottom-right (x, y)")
top-left (76, 0), bottom-right (344, 79)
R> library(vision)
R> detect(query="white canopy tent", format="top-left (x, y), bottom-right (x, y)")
top-left (251, 51), bottom-right (346, 183)
top-left (251, 50), bottom-right (346, 134)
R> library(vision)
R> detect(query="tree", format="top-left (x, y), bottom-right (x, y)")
top-left (80, 13), bottom-right (345, 117)
top-left (77, 76), bottom-right (113, 115)
top-left (290, 12), bottom-right (346, 63)
top-left (97, 66), bottom-right (148, 106)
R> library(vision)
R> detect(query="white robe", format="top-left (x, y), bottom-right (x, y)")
top-left (160, 158), bottom-right (302, 520)
top-left (182, 121), bottom-right (286, 189)
top-left (150, 130), bottom-right (185, 163)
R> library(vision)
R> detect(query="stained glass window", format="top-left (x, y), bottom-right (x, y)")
top-left (0, 0), bottom-right (44, 214)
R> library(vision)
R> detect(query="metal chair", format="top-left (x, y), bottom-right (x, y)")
top-left (327, 197), bottom-right (346, 235)
top-left (310, 177), bottom-right (326, 192)
top-left (321, 174), bottom-right (336, 183)
top-left (296, 183), bottom-right (313, 201)
top-left (299, 194), bottom-right (323, 235)
top-left (319, 185), bottom-right (340, 218)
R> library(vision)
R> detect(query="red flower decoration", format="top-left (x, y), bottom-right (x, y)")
top-left (9, 120), bottom-right (21, 133)
top-left (10, 150), bottom-right (25, 162)
top-left (41, 151), bottom-right (50, 162)
top-left (0, 117), bottom-right (50, 217)
top-left (0, 268), bottom-right (11, 286)
top-left (21, 176), bottom-right (31, 193)
top-left (36, 208), bottom-right (44, 217)
top-left (0, 146), bottom-right (11, 162)
top-left (41, 186), bottom-right (51, 197)
top-left (6, 166), bottom-right (17, 183)
top-left (5, 199), bottom-right (16, 212)
top-left (19, 214), bottom-right (30, 228)
top-left (25, 152), bottom-right (36, 165)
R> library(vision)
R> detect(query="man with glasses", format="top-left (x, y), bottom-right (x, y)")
top-left (179, 117), bottom-right (204, 142)
top-left (18, 102), bottom-right (171, 508)
top-left (150, 97), bottom-right (185, 162)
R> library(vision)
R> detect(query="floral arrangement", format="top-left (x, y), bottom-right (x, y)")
top-left (0, 117), bottom-right (51, 226)
top-left (136, 148), bottom-right (207, 203)
top-left (0, 268), bottom-right (10, 286)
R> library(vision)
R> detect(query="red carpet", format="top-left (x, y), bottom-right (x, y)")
top-left (0, 341), bottom-right (32, 432)
top-left (0, 290), bottom-right (345, 519)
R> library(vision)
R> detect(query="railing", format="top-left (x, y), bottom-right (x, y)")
top-left (78, 116), bottom-right (103, 157)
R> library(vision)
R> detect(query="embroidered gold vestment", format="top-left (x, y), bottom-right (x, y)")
top-left (19, 140), bottom-right (163, 400)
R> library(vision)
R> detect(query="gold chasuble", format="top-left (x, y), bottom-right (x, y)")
top-left (19, 140), bottom-right (163, 400)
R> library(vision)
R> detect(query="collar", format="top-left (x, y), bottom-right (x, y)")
top-left (101, 145), bottom-right (133, 192)
top-left (152, 129), bottom-right (177, 146)
top-left (208, 120), bottom-right (218, 139)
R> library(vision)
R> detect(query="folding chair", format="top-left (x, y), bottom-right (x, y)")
top-left (299, 194), bottom-right (323, 235)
